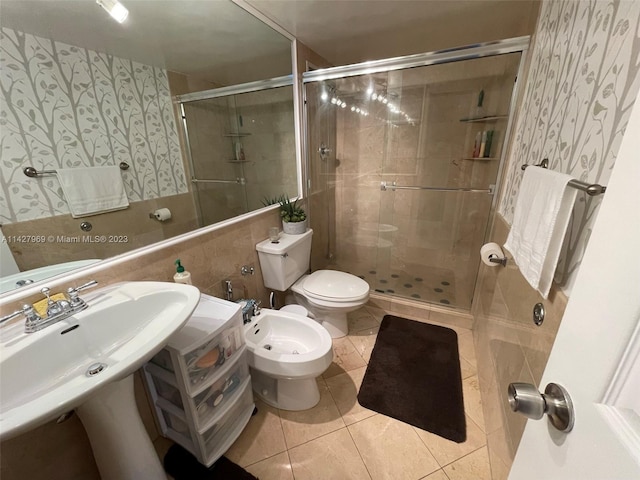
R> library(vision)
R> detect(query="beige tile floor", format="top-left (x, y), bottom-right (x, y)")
top-left (159, 304), bottom-right (490, 480)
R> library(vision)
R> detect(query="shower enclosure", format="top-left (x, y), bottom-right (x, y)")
top-left (178, 78), bottom-right (297, 227)
top-left (304, 38), bottom-right (528, 310)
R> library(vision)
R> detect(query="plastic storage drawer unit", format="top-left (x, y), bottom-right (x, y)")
top-left (143, 293), bottom-right (255, 467)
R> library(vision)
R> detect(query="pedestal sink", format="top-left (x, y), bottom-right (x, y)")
top-left (0, 281), bottom-right (201, 480)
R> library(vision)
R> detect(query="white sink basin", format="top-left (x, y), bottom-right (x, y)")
top-left (0, 281), bottom-right (200, 441)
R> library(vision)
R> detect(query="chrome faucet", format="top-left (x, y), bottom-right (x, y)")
top-left (0, 280), bottom-right (98, 333)
top-left (252, 300), bottom-right (262, 317)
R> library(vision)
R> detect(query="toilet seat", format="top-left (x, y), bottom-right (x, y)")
top-left (299, 270), bottom-right (370, 303)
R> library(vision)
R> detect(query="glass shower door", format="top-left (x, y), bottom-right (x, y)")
top-left (376, 55), bottom-right (520, 309)
top-left (305, 51), bottom-right (522, 310)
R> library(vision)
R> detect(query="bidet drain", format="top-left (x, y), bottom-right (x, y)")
top-left (292, 350), bottom-right (299, 354)
top-left (86, 363), bottom-right (107, 377)
top-left (263, 344), bottom-right (272, 350)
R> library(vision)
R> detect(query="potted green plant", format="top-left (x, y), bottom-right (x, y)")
top-left (279, 196), bottom-right (307, 234)
top-left (261, 194), bottom-right (308, 234)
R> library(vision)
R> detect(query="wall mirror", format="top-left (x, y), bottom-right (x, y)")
top-left (0, 0), bottom-right (298, 295)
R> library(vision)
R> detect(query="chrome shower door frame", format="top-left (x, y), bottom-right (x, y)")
top-left (301, 36), bottom-right (531, 308)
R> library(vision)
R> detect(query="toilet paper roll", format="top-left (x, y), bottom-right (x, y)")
top-left (154, 208), bottom-right (171, 221)
top-left (480, 242), bottom-right (505, 267)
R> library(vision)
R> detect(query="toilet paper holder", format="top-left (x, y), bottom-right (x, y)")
top-left (488, 255), bottom-right (507, 267)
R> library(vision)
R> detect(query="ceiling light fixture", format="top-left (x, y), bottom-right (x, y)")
top-left (96, 0), bottom-right (129, 23)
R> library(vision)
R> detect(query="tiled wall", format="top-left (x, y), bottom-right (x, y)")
top-left (473, 215), bottom-right (568, 479)
top-left (297, 40), bottom-right (336, 273)
top-left (474, 1), bottom-right (640, 477)
top-left (0, 27), bottom-right (187, 224)
top-left (0, 206), bottom-right (282, 479)
top-left (2, 192), bottom-right (197, 271)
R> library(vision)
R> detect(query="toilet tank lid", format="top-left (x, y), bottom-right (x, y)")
top-left (303, 270), bottom-right (370, 300)
top-left (256, 228), bottom-right (313, 254)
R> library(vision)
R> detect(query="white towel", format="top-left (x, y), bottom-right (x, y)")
top-left (57, 166), bottom-right (129, 218)
top-left (504, 166), bottom-right (577, 298)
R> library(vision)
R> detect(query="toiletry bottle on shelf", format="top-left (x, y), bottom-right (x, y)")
top-left (478, 130), bottom-right (487, 158)
top-left (484, 130), bottom-right (494, 158)
top-left (235, 142), bottom-right (246, 162)
top-left (474, 89), bottom-right (485, 118)
top-left (174, 259), bottom-right (192, 285)
top-left (472, 131), bottom-right (482, 157)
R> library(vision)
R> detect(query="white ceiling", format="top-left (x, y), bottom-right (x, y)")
top-left (248, 0), bottom-right (540, 66)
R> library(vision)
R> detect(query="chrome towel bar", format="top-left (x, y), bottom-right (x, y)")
top-left (521, 159), bottom-right (606, 196)
top-left (380, 181), bottom-right (493, 194)
top-left (23, 162), bottom-right (130, 177)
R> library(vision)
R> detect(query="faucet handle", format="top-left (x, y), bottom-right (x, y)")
top-left (253, 300), bottom-right (262, 316)
top-left (67, 280), bottom-right (98, 306)
top-left (41, 287), bottom-right (52, 303)
top-left (71, 280), bottom-right (98, 293)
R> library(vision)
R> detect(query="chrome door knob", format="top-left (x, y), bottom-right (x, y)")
top-left (507, 382), bottom-right (575, 432)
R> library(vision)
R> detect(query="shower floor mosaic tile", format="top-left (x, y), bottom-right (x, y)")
top-left (155, 304), bottom-right (490, 480)
top-left (331, 264), bottom-right (457, 306)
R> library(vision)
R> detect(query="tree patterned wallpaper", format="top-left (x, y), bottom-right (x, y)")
top-left (499, 0), bottom-right (640, 292)
top-left (0, 27), bottom-right (187, 224)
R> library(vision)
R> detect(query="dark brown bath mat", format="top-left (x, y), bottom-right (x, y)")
top-left (164, 444), bottom-right (258, 480)
top-left (357, 315), bottom-right (466, 443)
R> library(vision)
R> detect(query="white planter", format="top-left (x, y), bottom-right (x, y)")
top-left (282, 219), bottom-right (307, 235)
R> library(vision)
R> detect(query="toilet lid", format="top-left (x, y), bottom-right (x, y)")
top-left (302, 270), bottom-right (370, 302)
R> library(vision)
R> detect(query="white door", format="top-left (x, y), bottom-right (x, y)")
top-left (508, 92), bottom-right (640, 478)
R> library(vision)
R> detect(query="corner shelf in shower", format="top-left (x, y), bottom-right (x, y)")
top-left (459, 115), bottom-right (507, 123)
top-left (223, 132), bottom-right (252, 137)
top-left (462, 157), bottom-right (497, 161)
top-left (227, 160), bottom-right (251, 164)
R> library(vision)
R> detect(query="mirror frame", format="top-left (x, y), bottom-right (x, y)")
top-left (0, 2), bottom-right (304, 304)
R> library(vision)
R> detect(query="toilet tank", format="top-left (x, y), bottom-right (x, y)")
top-left (256, 229), bottom-right (313, 291)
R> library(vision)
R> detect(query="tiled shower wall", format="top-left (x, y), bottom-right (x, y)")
top-left (475, 1), bottom-right (640, 478)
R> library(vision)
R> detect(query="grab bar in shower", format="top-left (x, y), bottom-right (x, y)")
top-left (521, 159), bottom-right (606, 196)
top-left (380, 181), bottom-right (494, 194)
top-left (191, 177), bottom-right (246, 185)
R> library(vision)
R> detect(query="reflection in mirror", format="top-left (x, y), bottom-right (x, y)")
top-left (181, 83), bottom-right (297, 226)
top-left (0, 0), bottom-right (296, 294)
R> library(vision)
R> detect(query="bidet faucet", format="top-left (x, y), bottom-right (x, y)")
top-left (223, 280), bottom-right (233, 301)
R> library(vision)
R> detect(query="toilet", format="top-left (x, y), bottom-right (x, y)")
top-left (256, 229), bottom-right (370, 338)
top-left (244, 308), bottom-right (333, 410)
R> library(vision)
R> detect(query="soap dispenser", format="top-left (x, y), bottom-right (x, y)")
top-left (173, 259), bottom-right (192, 285)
